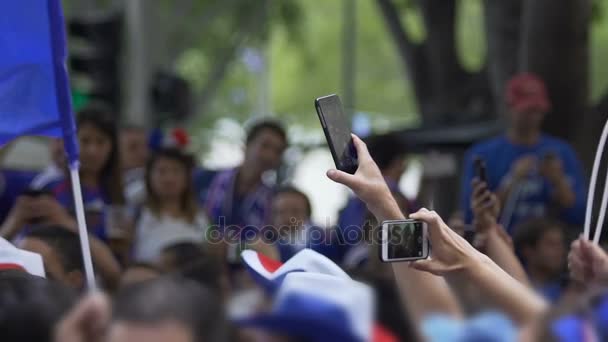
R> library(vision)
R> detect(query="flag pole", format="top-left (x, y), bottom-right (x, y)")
top-left (69, 163), bottom-right (97, 290)
top-left (47, 0), bottom-right (97, 290)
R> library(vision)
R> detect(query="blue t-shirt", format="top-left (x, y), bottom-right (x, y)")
top-left (44, 177), bottom-right (109, 241)
top-left (460, 134), bottom-right (586, 232)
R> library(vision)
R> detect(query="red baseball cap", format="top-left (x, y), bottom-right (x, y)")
top-left (505, 73), bottom-right (551, 113)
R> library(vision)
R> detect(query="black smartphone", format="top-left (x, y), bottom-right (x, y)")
top-left (473, 157), bottom-right (487, 183)
top-left (314, 94), bottom-right (358, 174)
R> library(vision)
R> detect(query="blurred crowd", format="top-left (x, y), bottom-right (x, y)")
top-left (2, 72), bottom-right (608, 342)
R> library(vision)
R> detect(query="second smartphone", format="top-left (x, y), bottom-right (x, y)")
top-left (380, 219), bottom-right (429, 262)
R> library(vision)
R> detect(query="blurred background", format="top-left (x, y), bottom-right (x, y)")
top-left (3, 0), bottom-right (608, 223)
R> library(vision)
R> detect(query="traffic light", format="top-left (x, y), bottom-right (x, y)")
top-left (68, 13), bottom-right (122, 111)
top-left (150, 71), bottom-right (192, 124)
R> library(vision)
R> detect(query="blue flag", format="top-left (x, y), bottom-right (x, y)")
top-left (0, 0), bottom-right (79, 165)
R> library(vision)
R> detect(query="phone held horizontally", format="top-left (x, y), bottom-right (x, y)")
top-left (314, 94), bottom-right (358, 174)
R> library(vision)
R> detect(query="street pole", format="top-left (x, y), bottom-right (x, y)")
top-left (123, 0), bottom-right (149, 126)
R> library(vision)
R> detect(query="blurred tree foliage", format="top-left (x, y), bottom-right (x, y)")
top-left (62, 0), bottom-right (608, 142)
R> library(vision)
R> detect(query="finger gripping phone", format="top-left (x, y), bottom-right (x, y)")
top-left (380, 219), bottom-right (429, 262)
top-left (314, 94), bottom-right (358, 174)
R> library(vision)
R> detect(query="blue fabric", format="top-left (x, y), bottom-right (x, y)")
top-left (44, 177), bottom-right (109, 241)
top-left (551, 316), bottom-right (586, 342)
top-left (204, 168), bottom-right (273, 236)
top-left (422, 312), bottom-right (517, 342)
top-left (0, 0), bottom-right (78, 163)
top-left (193, 167), bottom-right (219, 205)
top-left (236, 292), bottom-right (361, 342)
top-left (537, 281), bottom-right (564, 303)
top-left (460, 135), bottom-right (586, 232)
top-left (0, 169), bottom-right (38, 223)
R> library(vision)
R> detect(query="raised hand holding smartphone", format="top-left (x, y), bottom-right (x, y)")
top-left (315, 94), bottom-right (358, 174)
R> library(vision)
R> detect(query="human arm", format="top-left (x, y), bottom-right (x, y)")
top-left (568, 237), bottom-right (608, 289)
top-left (540, 154), bottom-right (576, 209)
top-left (496, 155), bottom-right (537, 207)
top-left (35, 197), bottom-right (122, 290)
top-left (409, 209), bottom-right (547, 325)
top-left (54, 293), bottom-right (110, 342)
top-left (0, 195), bottom-right (77, 240)
top-left (546, 147), bottom-right (586, 224)
top-left (471, 179), bottom-right (529, 285)
top-left (326, 135), bottom-right (463, 325)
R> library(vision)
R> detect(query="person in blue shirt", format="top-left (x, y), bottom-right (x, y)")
top-left (204, 119), bottom-right (287, 267)
top-left (269, 186), bottom-right (340, 262)
top-left (513, 218), bottom-right (569, 303)
top-left (461, 73), bottom-right (586, 233)
top-left (44, 103), bottom-right (126, 242)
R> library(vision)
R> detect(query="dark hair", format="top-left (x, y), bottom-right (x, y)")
top-left (0, 271), bottom-right (77, 342)
top-left (26, 225), bottom-right (84, 274)
top-left (145, 148), bottom-right (198, 223)
top-left (77, 102), bottom-right (125, 205)
top-left (113, 276), bottom-right (227, 342)
top-left (365, 134), bottom-right (406, 171)
top-left (513, 218), bottom-right (566, 259)
top-left (161, 242), bottom-right (205, 269)
top-left (274, 186), bottom-right (312, 218)
top-left (161, 242), bottom-right (226, 295)
top-left (245, 119), bottom-right (287, 146)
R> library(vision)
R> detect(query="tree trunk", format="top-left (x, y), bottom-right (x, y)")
top-left (483, 0), bottom-right (523, 115)
top-left (377, 0), bottom-right (493, 125)
top-left (520, 0), bottom-right (592, 143)
top-left (375, 0), bottom-right (431, 116)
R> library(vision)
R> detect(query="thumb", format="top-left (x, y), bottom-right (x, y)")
top-left (326, 169), bottom-right (359, 190)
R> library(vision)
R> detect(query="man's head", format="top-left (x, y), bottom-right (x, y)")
top-left (514, 218), bottom-right (567, 277)
top-left (119, 263), bottom-right (161, 289)
top-left (108, 276), bottom-right (227, 342)
top-left (366, 135), bottom-right (407, 183)
top-left (0, 270), bottom-right (76, 342)
top-left (243, 120), bottom-right (287, 176)
top-left (120, 125), bottom-right (149, 171)
top-left (505, 73), bottom-right (551, 135)
top-left (272, 186), bottom-right (312, 231)
top-left (18, 226), bottom-right (85, 290)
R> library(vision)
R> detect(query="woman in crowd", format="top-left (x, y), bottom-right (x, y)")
top-left (44, 103), bottom-right (125, 242)
top-left (132, 147), bottom-right (209, 263)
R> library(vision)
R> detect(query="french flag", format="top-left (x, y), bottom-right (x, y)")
top-left (236, 272), bottom-right (397, 342)
top-left (241, 248), bottom-right (350, 292)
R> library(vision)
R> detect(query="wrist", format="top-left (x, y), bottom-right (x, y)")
top-left (461, 249), bottom-right (492, 277)
top-left (366, 188), bottom-right (405, 222)
top-left (368, 200), bottom-right (404, 222)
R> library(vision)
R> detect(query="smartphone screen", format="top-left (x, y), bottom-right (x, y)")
top-left (315, 94), bottom-right (358, 174)
top-left (382, 220), bottom-right (428, 261)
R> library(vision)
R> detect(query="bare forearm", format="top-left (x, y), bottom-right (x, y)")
top-left (392, 264), bottom-right (462, 325)
top-left (485, 230), bottom-right (530, 286)
top-left (0, 217), bottom-right (22, 240)
top-left (551, 178), bottom-right (576, 208)
top-left (373, 197), bottom-right (463, 323)
top-left (466, 254), bottom-right (546, 324)
top-left (88, 236), bottom-right (121, 290)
